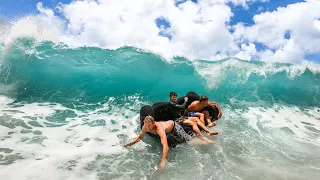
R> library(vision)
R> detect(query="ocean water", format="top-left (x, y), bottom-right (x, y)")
top-left (1, 28), bottom-right (320, 180)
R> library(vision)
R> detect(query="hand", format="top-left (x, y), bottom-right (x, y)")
top-left (218, 112), bottom-right (222, 119)
top-left (212, 121), bottom-right (217, 126)
top-left (158, 160), bottom-right (166, 169)
top-left (124, 143), bottom-right (131, 148)
top-left (184, 97), bottom-right (188, 102)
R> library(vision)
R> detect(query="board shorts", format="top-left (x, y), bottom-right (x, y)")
top-left (169, 122), bottom-right (192, 143)
top-left (188, 111), bottom-right (196, 117)
top-left (176, 116), bottom-right (188, 121)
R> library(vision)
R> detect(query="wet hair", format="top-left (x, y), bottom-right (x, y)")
top-left (169, 92), bottom-right (177, 97)
top-left (200, 95), bottom-right (209, 102)
top-left (144, 115), bottom-right (155, 124)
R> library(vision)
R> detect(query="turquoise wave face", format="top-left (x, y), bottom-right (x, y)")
top-left (0, 38), bottom-right (319, 108)
top-left (0, 39), bottom-right (203, 105)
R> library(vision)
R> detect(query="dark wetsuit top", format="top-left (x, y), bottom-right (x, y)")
top-left (167, 101), bottom-right (187, 120)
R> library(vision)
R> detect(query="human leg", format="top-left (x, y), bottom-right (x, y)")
top-left (194, 112), bottom-right (205, 125)
top-left (202, 110), bottom-right (216, 127)
top-left (192, 118), bottom-right (218, 136)
top-left (189, 137), bottom-right (215, 144)
top-left (171, 122), bottom-right (214, 144)
top-left (183, 118), bottom-right (216, 143)
top-left (182, 119), bottom-right (205, 138)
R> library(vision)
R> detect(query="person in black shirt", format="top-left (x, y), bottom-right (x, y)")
top-left (167, 92), bottom-right (188, 119)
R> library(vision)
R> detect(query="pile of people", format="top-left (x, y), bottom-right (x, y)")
top-left (124, 91), bottom-right (222, 169)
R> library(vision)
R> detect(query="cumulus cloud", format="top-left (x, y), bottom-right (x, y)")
top-left (235, 43), bottom-right (257, 60)
top-left (259, 40), bottom-right (305, 63)
top-left (233, 1), bottom-right (320, 63)
top-left (53, 0), bottom-right (274, 60)
top-left (54, 0), bottom-right (239, 59)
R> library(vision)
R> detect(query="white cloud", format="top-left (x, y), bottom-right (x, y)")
top-left (36, 2), bottom-right (54, 18)
top-left (235, 43), bottom-right (257, 60)
top-left (234, 1), bottom-right (320, 63)
top-left (259, 40), bottom-right (305, 63)
top-left (314, 20), bottom-right (320, 31)
top-left (55, 0), bottom-right (239, 59)
top-left (55, 0), bottom-right (271, 60)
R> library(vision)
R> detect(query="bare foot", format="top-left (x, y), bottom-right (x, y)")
top-left (176, 119), bottom-right (183, 123)
top-left (208, 131), bottom-right (218, 136)
top-left (207, 139), bottom-right (215, 143)
top-left (190, 138), bottom-right (209, 145)
top-left (201, 137), bottom-right (215, 143)
top-left (208, 122), bottom-right (215, 127)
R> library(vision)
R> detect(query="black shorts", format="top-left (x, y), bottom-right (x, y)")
top-left (169, 122), bottom-right (192, 143)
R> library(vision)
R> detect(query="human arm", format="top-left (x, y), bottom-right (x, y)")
top-left (208, 102), bottom-right (222, 119)
top-left (124, 126), bottom-right (147, 147)
top-left (157, 126), bottom-right (169, 169)
top-left (169, 97), bottom-right (188, 109)
top-left (183, 102), bottom-right (194, 116)
top-left (208, 101), bottom-right (218, 106)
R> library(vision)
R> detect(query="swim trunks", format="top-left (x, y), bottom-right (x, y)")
top-left (169, 122), bottom-right (192, 143)
top-left (188, 111), bottom-right (196, 117)
top-left (176, 116), bottom-right (188, 121)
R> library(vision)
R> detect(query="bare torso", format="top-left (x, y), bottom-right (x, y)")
top-left (147, 121), bottom-right (174, 135)
top-left (188, 101), bottom-right (207, 112)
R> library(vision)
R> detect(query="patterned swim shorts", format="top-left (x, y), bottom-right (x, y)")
top-left (169, 122), bottom-right (192, 143)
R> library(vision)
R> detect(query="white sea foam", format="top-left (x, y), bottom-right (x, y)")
top-left (242, 104), bottom-right (320, 146)
top-left (0, 96), bottom-right (319, 179)
top-left (193, 58), bottom-right (320, 89)
top-left (0, 95), bottom-right (148, 180)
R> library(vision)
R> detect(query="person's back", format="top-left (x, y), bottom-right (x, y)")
top-left (151, 121), bottom-right (174, 135)
top-left (187, 95), bottom-right (211, 112)
top-left (187, 100), bottom-right (205, 112)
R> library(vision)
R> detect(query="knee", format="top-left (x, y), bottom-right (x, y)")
top-left (190, 117), bottom-right (198, 121)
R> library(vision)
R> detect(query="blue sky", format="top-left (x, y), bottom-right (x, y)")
top-left (0, 0), bottom-right (57, 19)
top-left (0, 0), bottom-right (319, 63)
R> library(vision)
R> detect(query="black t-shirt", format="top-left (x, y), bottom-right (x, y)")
top-left (167, 101), bottom-right (187, 119)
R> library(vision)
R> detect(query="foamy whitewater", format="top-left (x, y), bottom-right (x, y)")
top-left (1, 11), bottom-right (320, 180)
